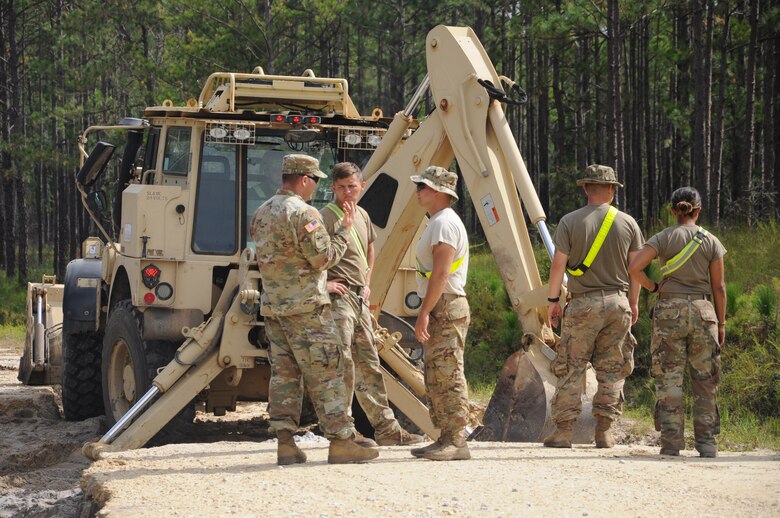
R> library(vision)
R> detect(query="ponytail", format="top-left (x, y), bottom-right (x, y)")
top-left (670, 187), bottom-right (702, 221)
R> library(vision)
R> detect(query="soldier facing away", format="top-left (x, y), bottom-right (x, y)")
top-left (250, 153), bottom-right (378, 465)
top-left (628, 187), bottom-right (726, 457)
top-left (545, 164), bottom-right (643, 449)
top-left (409, 166), bottom-right (472, 461)
top-left (321, 162), bottom-right (424, 447)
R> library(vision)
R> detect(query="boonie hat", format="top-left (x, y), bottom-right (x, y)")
top-left (576, 164), bottom-right (623, 188)
top-left (410, 166), bottom-right (459, 200)
top-left (282, 154), bottom-right (327, 179)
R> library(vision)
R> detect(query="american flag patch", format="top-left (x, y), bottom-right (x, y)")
top-left (304, 219), bottom-right (321, 233)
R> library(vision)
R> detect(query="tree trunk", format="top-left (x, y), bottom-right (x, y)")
top-left (607, 0), bottom-right (626, 208)
top-left (692, 0), bottom-right (713, 223)
top-left (742, 0), bottom-right (759, 224)
top-left (710, 6), bottom-right (730, 226)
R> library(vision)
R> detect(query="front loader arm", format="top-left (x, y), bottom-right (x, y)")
top-left (368, 25), bottom-right (554, 343)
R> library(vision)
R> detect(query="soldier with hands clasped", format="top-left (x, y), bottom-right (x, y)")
top-left (628, 187), bottom-right (726, 458)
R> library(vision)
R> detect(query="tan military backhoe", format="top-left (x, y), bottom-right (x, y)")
top-left (19, 25), bottom-right (597, 460)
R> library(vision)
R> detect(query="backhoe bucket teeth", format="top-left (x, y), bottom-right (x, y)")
top-left (473, 343), bottom-right (597, 443)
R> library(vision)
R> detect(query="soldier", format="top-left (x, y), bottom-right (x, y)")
top-left (408, 166), bottom-right (471, 461)
top-left (250, 154), bottom-right (378, 465)
top-left (321, 162), bottom-right (424, 447)
top-left (628, 187), bottom-right (726, 458)
top-left (544, 164), bottom-right (643, 449)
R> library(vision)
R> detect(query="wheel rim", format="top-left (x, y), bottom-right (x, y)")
top-left (107, 339), bottom-right (137, 421)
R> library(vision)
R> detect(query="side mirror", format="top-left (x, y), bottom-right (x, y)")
top-left (86, 190), bottom-right (108, 216)
top-left (76, 142), bottom-right (116, 188)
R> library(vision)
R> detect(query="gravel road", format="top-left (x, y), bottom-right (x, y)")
top-left (2, 343), bottom-right (779, 518)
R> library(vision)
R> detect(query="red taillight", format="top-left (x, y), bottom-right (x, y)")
top-left (288, 115), bottom-right (302, 124)
top-left (144, 292), bottom-right (156, 304)
top-left (306, 116), bottom-right (321, 124)
top-left (271, 114), bottom-right (286, 123)
top-left (142, 264), bottom-right (161, 288)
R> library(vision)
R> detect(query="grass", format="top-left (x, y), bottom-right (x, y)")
top-left (0, 324), bottom-right (25, 353)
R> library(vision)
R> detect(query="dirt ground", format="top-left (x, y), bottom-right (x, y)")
top-left (2, 342), bottom-right (779, 518)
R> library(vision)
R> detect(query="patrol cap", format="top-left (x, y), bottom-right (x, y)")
top-left (281, 154), bottom-right (327, 179)
top-left (576, 164), bottom-right (623, 188)
top-left (410, 166), bottom-right (459, 200)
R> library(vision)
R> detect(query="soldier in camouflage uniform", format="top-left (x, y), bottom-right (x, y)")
top-left (321, 162), bottom-right (424, 447)
top-left (629, 187), bottom-right (726, 457)
top-left (545, 165), bottom-right (643, 449)
top-left (408, 166), bottom-right (471, 461)
top-left (250, 154), bottom-right (378, 465)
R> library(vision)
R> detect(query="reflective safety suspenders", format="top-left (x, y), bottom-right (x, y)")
top-left (416, 255), bottom-right (465, 279)
top-left (566, 206), bottom-right (618, 277)
top-left (324, 203), bottom-right (369, 270)
top-left (659, 226), bottom-right (708, 276)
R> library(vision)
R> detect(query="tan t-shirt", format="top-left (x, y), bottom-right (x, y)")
top-left (646, 223), bottom-right (726, 294)
top-left (320, 204), bottom-right (376, 286)
top-left (554, 204), bottom-right (644, 293)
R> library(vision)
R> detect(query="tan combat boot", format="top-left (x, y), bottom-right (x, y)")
top-left (376, 428), bottom-right (425, 446)
top-left (277, 430), bottom-right (307, 466)
top-left (411, 438), bottom-right (443, 458)
top-left (420, 431), bottom-right (470, 461)
top-left (543, 420), bottom-right (574, 448)
top-left (595, 416), bottom-right (615, 448)
top-left (353, 430), bottom-right (378, 448)
top-left (328, 435), bottom-right (379, 464)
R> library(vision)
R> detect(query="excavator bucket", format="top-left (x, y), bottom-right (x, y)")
top-left (18, 277), bottom-right (63, 386)
top-left (473, 338), bottom-right (597, 443)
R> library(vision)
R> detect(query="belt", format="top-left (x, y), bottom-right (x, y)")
top-left (441, 293), bottom-right (465, 303)
top-left (658, 292), bottom-right (710, 301)
top-left (570, 289), bottom-right (624, 299)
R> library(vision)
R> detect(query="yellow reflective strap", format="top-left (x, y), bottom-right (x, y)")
top-left (416, 255), bottom-right (465, 278)
top-left (325, 203), bottom-right (368, 268)
top-left (659, 226), bottom-right (708, 276)
top-left (566, 206), bottom-right (618, 277)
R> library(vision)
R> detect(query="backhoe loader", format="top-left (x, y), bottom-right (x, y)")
top-left (17, 26), bottom-right (597, 459)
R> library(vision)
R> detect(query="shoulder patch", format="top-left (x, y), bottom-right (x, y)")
top-left (304, 219), bottom-right (321, 233)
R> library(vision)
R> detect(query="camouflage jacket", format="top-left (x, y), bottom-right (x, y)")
top-left (251, 189), bottom-right (348, 317)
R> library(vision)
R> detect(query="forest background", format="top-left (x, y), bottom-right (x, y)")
top-left (0, 0), bottom-right (778, 447)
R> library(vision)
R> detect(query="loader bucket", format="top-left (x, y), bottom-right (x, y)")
top-left (472, 337), bottom-right (597, 443)
top-left (18, 279), bottom-right (64, 386)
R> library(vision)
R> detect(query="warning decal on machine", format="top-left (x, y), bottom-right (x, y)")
top-left (481, 194), bottom-right (500, 226)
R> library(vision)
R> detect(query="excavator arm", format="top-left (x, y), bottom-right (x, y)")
top-left (363, 25), bottom-right (597, 442)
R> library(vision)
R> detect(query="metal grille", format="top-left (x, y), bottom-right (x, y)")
top-left (204, 121), bottom-right (256, 145)
top-left (337, 127), bottom-right (385, 150)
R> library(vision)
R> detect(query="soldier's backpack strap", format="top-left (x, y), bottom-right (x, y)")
top-left (566, 206), bottom-right (618, 277)
top-left (415, 255), bottom-right (465, 279)
top-left (659, 226), bottom-right (708, 277)
top-left (325, 203), bottom-right (368, 269)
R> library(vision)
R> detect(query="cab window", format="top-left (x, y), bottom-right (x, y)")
top-left (162, 127), bottom-right (192, 175)
top-left (193, 142), bottom-right (237, 254)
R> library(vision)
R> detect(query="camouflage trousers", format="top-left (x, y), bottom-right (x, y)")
top-left (651, 297), bottom-right (721, 454)
top-left (551, 291), bottom-right (636, 423)
top-left (424, 294), bottom-right (470, 442)
top-left (330, 291), bottom-right (400, 438)
top-left (264, 306), bottom-right (355, 440)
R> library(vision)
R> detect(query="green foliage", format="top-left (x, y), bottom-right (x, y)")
top-left (752, 284), bottom-right (778, 323)
top-left (720, 338), bottom-right (780, 418)
top-left (0, 273), bottom-right (26, 326)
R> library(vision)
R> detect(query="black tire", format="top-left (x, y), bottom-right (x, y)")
top-left (102, 300), bottom-right (195, 444)
top-left (61, 330), bottom-right (104, 421)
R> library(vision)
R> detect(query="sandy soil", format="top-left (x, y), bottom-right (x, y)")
top-left (2, 343), bottom-right (779, 518)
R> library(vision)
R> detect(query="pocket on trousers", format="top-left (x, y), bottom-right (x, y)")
top-left (309, 342), bottom-right (332, 366)
top-left (553, 337), bottom-right (569, 378)
top-left (444, 297), bottom-right (470, 321)
top-left (621, 333), bottom-right (637, 377)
